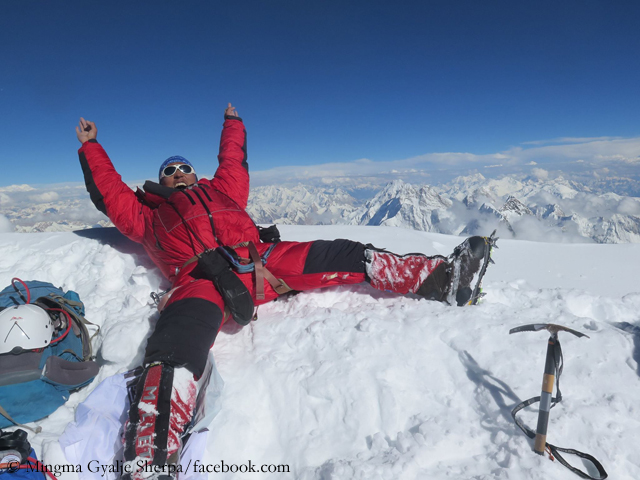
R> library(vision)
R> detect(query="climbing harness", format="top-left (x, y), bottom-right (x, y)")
top-left (216, 242), bottom-right (291, 300)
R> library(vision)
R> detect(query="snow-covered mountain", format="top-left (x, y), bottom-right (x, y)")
top-left (1, 197), bottom-right (113, 232)
top-left (245, 175), bottom-right (640, 243)
top-left (1, 225), bottom-right (639, 480)
top-left (2, 173), bottom-right (640, 243)
top-left (594, 213), bottom-right (640, 243)
top-left (348, 180), bottom-right (455, 232)
top-left (246, 185), bottom-right (358, 225)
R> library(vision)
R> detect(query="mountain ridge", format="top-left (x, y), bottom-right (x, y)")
top-left (3, 174), bottom-right (640, 243)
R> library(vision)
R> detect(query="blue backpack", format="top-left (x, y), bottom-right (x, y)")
top-left (0, 280), bottom-right (99, 430)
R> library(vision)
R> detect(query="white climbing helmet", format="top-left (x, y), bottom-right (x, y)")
top-left (0, 304), bottom-right (53, 354)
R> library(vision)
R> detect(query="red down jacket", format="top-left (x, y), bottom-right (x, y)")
top-left (79, 117), bottom-right (254, 276)
top-left (79, 118), bottom-right (367, 318)
top-left (78, 119), bottom-right (261, 306)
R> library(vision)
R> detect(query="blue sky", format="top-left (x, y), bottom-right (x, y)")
top-left (0, 0), bottom-right (639, 187)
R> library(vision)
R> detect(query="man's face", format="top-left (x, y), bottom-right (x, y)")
top-left (159, 162), bottom-right (197, 189)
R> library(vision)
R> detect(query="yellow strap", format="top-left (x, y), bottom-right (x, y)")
top-left (180, 254), bottom-right (200, 272)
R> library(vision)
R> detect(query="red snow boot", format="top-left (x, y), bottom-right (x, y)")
top-left (365, 232), bottom-right (497, 307)
top-left (122, 364), bottom-right (197, 480)
top-left (365, 247), bottom-right (449, 299)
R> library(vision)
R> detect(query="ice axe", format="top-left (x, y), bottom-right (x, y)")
top-left (509, 323), bottom-right (587, 454)
top-left (509, 323), bottom-right (607, 479)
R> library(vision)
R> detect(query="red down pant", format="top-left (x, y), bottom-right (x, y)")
top-left (124, 239), bottom-right (448, 472)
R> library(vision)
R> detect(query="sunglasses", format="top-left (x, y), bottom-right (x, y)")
top-left (161, 164), bottom-right (196, 178)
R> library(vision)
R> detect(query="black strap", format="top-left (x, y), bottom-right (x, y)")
top-left (549, 445), bottom-right (608, 480)
top-left (511, 340), bottom-right (607, 479)
top-left (190, 187), bottom-right (220, 245)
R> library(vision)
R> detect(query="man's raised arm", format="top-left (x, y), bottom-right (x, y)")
top-left (76, 118), bottom-right (149, 243)
top-left (210, 103), bottom-right (250, 210)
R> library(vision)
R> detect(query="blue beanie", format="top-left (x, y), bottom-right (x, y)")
top-left (158, 156), bottom-right (196, 181)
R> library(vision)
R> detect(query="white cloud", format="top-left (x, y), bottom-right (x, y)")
top-left (617, 197), bottom-right (640, 216)
top-left (0, 193), bottom-right (11, 205)
top-left (507, 137), bottom-right (640, 165)
top-left (531, 168), bottom-right (549, 181)
top-left (248, 152), bottom-right (509, 187)
top-left (246, 136), bottom-right (640, 187)
top-left (521, 136), bottom-right (623, 146)
top-left (594, 154), bottom-right (640, 164)
top-left (29, 192), bottom-right (60, 203)
top-left (0, 215), bottom-right (14, 233)
top-left (0, 184), bottom-right (36, 192)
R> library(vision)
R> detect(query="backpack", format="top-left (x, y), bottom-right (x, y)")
top-left (0, 279), bottom-right (99, 430)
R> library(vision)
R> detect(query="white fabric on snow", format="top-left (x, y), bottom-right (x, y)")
top-left (59, 353), bottom-right (224, 480)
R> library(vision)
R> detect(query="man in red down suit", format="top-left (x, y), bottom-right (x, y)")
top-left (76, 104), bottom-right (489, 478)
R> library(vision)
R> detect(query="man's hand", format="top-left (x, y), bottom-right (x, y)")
top-left (224, 103), bottom-right (239, 118)
top-left (75, 117), bottom-right (97, 144)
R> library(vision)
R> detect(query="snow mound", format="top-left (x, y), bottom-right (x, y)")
top-left (1, 225), bottom-right (638, 480)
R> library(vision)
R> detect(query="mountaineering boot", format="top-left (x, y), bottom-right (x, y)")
top-left (364, 247), bottom-right (449, 300)
top-left (122, 364), bottom-right (197, 480)
top-left (414, 260), bottom-right (452, 302)
top-left (364, 232), bottom-right (497, 307)
top-left (447, 232), bottom-right (497, 306)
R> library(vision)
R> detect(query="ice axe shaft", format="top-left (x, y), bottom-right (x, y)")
top-left (509, 322), bottom-right (587, 455)
top-left (509, 323), bottom-right (608, 479)
top-left (534, 334), bottom-right (557, 454)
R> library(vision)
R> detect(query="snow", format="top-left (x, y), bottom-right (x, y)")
top-left (1, 225), bottom-right (639, 479)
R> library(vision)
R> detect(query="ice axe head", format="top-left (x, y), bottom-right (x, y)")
top-left (509, 323), bottom-right (589, 339)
